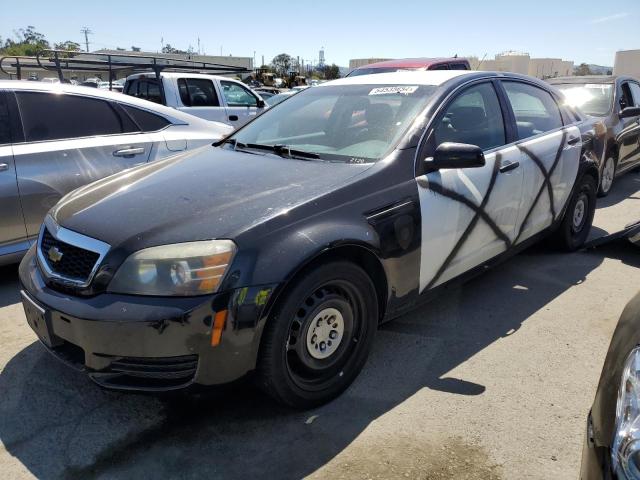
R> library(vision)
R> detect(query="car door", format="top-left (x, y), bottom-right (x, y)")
top-left (417, 81), bottom-right (524, 292)
top-left (11, 90), bottom-right (154, 238)
top-left (219, 80), bottom-right (264, 126)
top-left (0, 90), bottom-right (28, 256)
top-left (617, 81), bottom-right (640, 172)
top-left (175, 77), bottom-right (228, 124)
top-left (501, 80), bottom-right (581, 243)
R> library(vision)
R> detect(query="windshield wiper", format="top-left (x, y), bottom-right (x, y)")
top-left (245, 143), bottom-right (320, 160)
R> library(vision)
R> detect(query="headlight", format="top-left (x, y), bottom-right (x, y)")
top-left (613, 346), bottom-right (640, 479)
top-left (108, 240), bottom-right (236, 296)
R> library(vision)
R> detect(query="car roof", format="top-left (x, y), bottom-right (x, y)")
top-left (355, 57), bottom-right (469, 70)
top-left (547, 75), bottom-right (621, 84)
top-left (320, 70), bottom-right (476, 87)
top-left (126, 72), bottom-right (238, 81)
top-left (0, 79), bottom-right (224, 127)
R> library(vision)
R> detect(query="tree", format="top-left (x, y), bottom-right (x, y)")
top-left (271, 53), bottom-right (293, 76)
top-left (0, 25), bottom-right (50, 56)
top-left (574, 63), bottom-right (593, 76)
top-left (162, 44), bottom-right (187, 55)
top-left (323, 63), bottom-right (340, 80)
top-left (54, 41), bottom-right (81, 51)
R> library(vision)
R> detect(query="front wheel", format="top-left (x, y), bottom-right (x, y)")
top-left (256, 261), bottom-right (378, 408)
top-left (598, 156), bottom-right (616, 197)
top-left (553, 174), bottom-right (597, 251)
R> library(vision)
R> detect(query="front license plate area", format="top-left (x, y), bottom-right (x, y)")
top-left (21, 291), bottom-right (55, 348)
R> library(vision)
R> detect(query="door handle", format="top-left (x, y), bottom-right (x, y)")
top-left (499, 161), bottom-right (520, 173)
top-left (113, 147), bottom-right (145, 158)
top-left (567, 136), bottom-right (580, 146)
top-left (228, 115), bottom-right (239, 121)
top-left (0, 163), bottom-right (8, 172)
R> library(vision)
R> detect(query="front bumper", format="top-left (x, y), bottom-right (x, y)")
top-left (580, 411), bottom-right (613, 480)
top-left (19, 247), bottom-right (277, 391)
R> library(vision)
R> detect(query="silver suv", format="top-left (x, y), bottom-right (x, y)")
top-left (0, 81), bottom-right (232, 265)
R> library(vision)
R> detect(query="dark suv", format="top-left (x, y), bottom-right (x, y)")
top-left (347, 57), bottom-right (471, 77)
top-left (548, 76), bottom-right (640, 196)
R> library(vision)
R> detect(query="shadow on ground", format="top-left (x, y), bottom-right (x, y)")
top-left (1, 241), bottom-right (638, 479)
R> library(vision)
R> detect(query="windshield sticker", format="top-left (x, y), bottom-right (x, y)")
top-left (369, 86), bottom-right (418, 96)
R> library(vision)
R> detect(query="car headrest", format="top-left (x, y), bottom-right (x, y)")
top-left (449, 106), bottom-right (487, 131)
top-left (366, 103), bottom-right (393, 128)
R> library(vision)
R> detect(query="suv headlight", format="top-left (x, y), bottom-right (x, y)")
top-left (613, 346), bottom-right (640, 479)
top-left (108, 240), bottom-right (236, 296)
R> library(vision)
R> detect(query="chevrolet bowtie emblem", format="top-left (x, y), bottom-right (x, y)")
top-left (47, 246), bottom-right (64, 263)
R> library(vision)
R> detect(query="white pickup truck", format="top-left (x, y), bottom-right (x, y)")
top-left (123, 72), bottom-right (267, 127)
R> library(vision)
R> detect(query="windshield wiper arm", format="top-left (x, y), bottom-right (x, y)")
top-left (243, 143), bottom-right (320, 160)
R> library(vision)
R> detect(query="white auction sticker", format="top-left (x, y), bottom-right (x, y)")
top-left (369, 86), bottom-right (419, 96)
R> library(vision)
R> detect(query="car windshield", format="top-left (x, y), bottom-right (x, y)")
top-left (555, 83), bottom-right (614, 117)
top-left (230, 84), bottom-right (437, 162)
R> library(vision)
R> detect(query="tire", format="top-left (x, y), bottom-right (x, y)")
top-left (553, 174), bottom-right (597, 251)
top-left (597, 156), bottom-right (616, 197)
top-left (256, 260), bottom-right (378, 408)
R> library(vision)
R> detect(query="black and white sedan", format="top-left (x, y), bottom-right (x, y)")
top-left (19, 71), bottom-right (603, 407)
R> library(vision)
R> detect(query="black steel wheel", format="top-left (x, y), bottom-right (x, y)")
top-left (257, 260), bottom-right (378, 408)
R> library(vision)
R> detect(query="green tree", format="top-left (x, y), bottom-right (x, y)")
top-left (162, 44), bottom-right (188, 54)
top-left (323, 63), bottom-right (340, 80)
top-left (574, 63), bottom-right (593, 76)
top-left (1, 26), bottom-right (50, 56)
top-left (271, 53), bottom-right (293, 77)
top-left (54, 41), bottom-right (81, 52)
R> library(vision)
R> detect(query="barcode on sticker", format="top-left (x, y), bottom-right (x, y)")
top-left (369, 86), bottom-right (418, 96)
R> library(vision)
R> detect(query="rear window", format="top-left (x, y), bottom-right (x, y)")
top-left (125, 79), bottom-right (164, 104)
top-left (177, 78), bottom-right (220, 107)
top-left (16, 92), bottom-right (125, 142)
top-left (121, 105), bottom-right (170, 132)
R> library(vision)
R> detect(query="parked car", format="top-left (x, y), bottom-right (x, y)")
top-left (97, 81), bottom-right (124, 92)
top-left (347, 57), bottom-right (471, 77)
top-left (264, 90), bottom-right (298, 106)
top-left (123, 72), bottom-right (267, 127)
top-left (548, 76), bottom-right (640, 196)
top-left (19, 71), bottom-right (601, 408)
top-left (0, 80), bottom-right (232, 265)
top-left (580, 291), bottom-right (640, 479)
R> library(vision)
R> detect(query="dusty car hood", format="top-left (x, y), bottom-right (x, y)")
top-left (52, 146), bottom-right (372, 249)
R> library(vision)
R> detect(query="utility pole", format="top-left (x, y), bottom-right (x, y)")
top-left (197, 37), bottom-right (201, 55)
top-left (80, 27), bottom-right (92, 52)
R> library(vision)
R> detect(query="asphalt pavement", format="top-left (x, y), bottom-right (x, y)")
top-left (1, 172), bottom-right (639, 480)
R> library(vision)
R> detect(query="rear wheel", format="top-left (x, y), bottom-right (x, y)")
top-left (257, 261), bottom-right (378, 408)
top-left (553, 174), bottom-right (597, 251)
top-left (598, 156), bottom-right (616, 197)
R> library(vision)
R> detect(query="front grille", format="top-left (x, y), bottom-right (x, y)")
top-left (40, 227), bottom-right (100, 282)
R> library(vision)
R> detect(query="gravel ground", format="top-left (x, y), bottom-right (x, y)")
top-left (1, 172), bottom-right (639, 480)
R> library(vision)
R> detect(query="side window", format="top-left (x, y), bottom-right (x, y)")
top-left (503, 81), bottom-right (563, 139)
top-left (429, 64), bottom-right (449, 71)
top-left (627, 83), bottom-right (640, 107)
top-left (121, 105), bottom-right (170, 131)
top-left (220, 81), bottom-right (258, 107)
top-left (16, 92), bottom-right (125, 142)
top-left (0, 92), bottom-right (10, 145)
top-left (124, 79), bottom-right (138, 96)
top-left (433, 82), bottom-right (506, 151)
top-left (620, 83), bottom-right (634, 109)
top-left (177, 78), bottom-right (220, 107)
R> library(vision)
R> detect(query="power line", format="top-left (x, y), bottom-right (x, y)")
top-left (80, 27), bottom-right (93, 52)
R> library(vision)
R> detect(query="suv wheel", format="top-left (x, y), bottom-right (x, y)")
top-left (598, 156), bottom-right (616, 197)
top-left (257, 261), bottom-right (378, 408)
top-left (553, 174), bottom-right (597, 251)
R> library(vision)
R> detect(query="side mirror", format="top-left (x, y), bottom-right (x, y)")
top-left (426, 142), bottom-right (485, 170)
top-left (620, 106), bottom-right (640, 119)
top-left (257, 99), bottom-right (265, 108)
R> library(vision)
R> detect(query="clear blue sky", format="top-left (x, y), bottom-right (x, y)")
top-left (1, 0), bottom-right (638, 67)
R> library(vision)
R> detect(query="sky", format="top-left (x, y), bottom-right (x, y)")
top-left (1, 0), bottom-right (638, 68)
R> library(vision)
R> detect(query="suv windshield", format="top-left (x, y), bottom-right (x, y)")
top-left (554, 83), bottom-right (614, 117)
top-left (230, 84), bottom-right (437, 162)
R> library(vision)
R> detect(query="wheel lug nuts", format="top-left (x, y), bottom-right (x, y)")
top-left (320, 341), bottom-right (326, 351)
top-left (329, 331), bottom-right (337, 339)
top-left (311, 335), bottom-right (317, 343)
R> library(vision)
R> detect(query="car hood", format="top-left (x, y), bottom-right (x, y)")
top-left (52, 146), bottom-right (372, 249)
